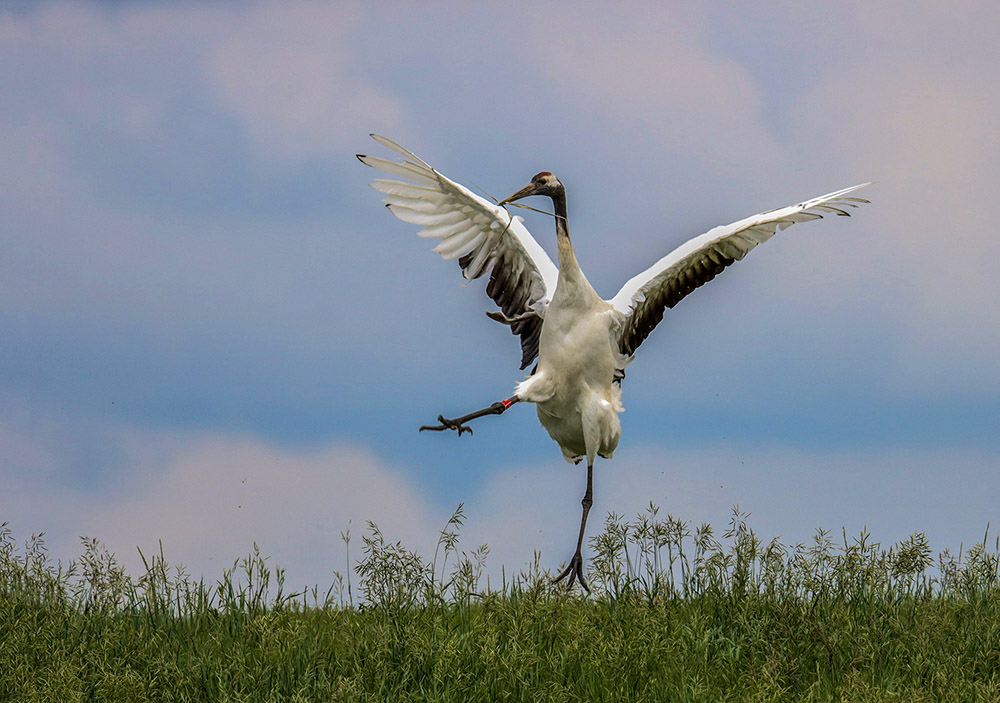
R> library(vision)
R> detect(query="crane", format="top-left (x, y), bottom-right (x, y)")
top-left (357, 134), bottom-right (870, 591)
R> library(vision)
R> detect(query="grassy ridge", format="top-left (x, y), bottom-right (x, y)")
top-left (3, 508), bottom-right (1000, 701)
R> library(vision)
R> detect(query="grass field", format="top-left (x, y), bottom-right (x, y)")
top-left (3, 505), bottom-right (1000, 701)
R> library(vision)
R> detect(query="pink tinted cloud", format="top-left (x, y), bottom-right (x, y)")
top-left (208, 1), bottom-right (403, 162)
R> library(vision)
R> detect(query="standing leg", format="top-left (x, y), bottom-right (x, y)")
top-left (553, 459), bottom-right (594, 592)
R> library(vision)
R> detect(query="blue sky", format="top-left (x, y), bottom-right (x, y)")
top-left (2, 0), bottom-right (999, 588)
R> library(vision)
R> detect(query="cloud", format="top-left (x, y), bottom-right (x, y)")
top-left (463, 442), bottom-right (1000, 579)
top-left (790, 58), bottom-right (1000, 395)
top-left (3, 422), bottom-right (445, 589)
top-left (207, 1), bottom-right (403, 162)
top-left (0, 1), bottom-right (438, 418)
top-left (519, 3), bottom-right (788, 181)
top-left (0, 1), bottom-right (403, 173)
top-left (5, 414), bottom-right (996, 591)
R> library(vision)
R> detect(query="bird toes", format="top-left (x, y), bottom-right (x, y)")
top-left (418, 415), bottom-right (473, 436)
top-left (552, 553), bottom-right (590, 593)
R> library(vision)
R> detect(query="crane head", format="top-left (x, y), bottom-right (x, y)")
top-left (498, 172), bottom-right (563, 205)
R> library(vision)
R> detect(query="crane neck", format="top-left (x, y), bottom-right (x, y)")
top-left (551, 188), bottom-right (576, 267)
top-left (552, 189), bottom-right (570, 242)
top-left (550, 187), bottom-right (587, 287)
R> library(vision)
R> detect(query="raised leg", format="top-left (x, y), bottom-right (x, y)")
top-left (419, 396), bottom-right (520, 436)
top-left (553, 459), bottom-right (594, 592)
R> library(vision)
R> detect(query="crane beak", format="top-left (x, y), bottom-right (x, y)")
top-left (498, 182), bottom-right (539, 206)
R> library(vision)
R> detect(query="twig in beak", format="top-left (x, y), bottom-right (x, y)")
top-left (507, 201), bottom-right (556, 218)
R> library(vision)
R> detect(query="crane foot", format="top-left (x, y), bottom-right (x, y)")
top-left (552, 552), bottom-right (590, 593)
top-left (419, 415), bottom-right (474, 436)
top-left (418, 399), bottom-right (518, 436)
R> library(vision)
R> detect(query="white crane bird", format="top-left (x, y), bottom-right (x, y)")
top-left (357, 135), bottom-right (870, 590)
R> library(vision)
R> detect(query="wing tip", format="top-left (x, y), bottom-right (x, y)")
top-left (839, 181), bottom-right (874, 198)
top-left (367, 134), bottom-right (433, 170)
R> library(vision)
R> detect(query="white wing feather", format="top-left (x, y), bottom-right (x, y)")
top-left (610, 183), bottom-right (871, 357)
top-left (358, 135), bottom-right (560, 369)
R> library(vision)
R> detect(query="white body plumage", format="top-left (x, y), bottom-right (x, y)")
top-left (519, 278), bottom-right (623, 465)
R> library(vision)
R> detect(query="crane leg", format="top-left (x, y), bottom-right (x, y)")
top-left (553, 459), bottom-right (594, 592)
top-left (419, 396), bottom-right (520, 436)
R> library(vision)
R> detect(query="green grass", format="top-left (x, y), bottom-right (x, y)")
top-left (3, 506), bottom-right (1000, 701)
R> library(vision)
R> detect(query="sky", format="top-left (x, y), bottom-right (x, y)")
top-left (2, 0), bottom-right (999, 590)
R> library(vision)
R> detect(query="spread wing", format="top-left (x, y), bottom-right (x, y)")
top-left (610, 183), bottom-right (871, 357)
top-left (358, 135), bottom-right (559, 369)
